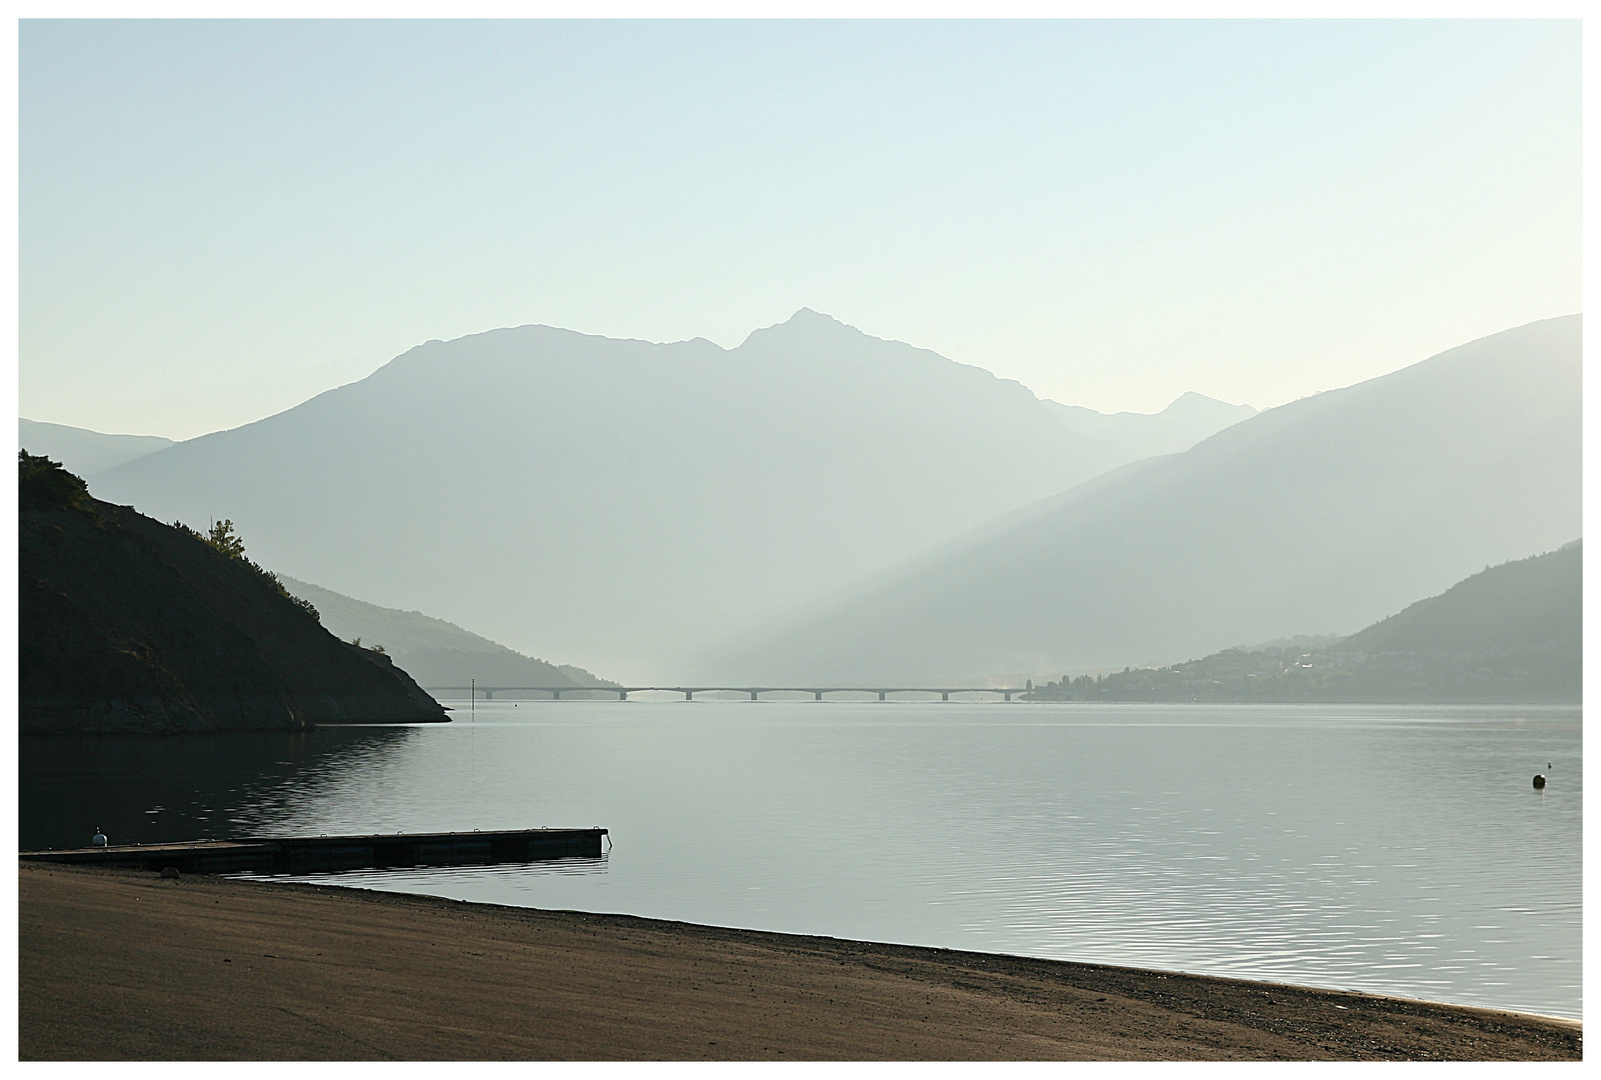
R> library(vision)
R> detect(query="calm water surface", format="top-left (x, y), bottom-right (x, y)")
top-left (20, 702), bottom-right (1580, 1019)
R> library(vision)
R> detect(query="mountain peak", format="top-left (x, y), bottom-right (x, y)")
top-left (1160, 391), bottom-right (1257, 420)
top-left (740, 308), bottom-right (870, 350)
top-left (787, 307), bottom-right (842, 325)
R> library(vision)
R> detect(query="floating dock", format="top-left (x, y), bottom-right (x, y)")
top-left (19, 827), bottom-right (608, 876)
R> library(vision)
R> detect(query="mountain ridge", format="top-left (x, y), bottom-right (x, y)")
top-left (277, 574), bottom-right (615, 691)
top-left (89, 310), bottom-right (1256, 681)
top-left (706, 315), bottom-right (1579, 683)
top-left (19, 418), bottom-right (174, 477)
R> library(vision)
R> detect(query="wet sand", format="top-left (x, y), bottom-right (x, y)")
top-left (18, 862), bottom-right (1580, 1061)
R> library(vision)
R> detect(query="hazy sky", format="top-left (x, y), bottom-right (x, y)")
top-left (19, 19), bottom-right (1580, 441)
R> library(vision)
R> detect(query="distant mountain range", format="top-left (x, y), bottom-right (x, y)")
top-left (710, 315), bottom-right (1580, 683)
top-left (1030, 541), bottom-right (1580, 703)
top-left (82, 309), bottom-right (1253, 681)
top-left (278, 575), bottom-right (615, 691)
top-left (36, 312), bottom-right (1576, 691)
top-left (19, 418), bottom-right (173, 476)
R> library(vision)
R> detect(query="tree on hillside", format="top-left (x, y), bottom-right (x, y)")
top-left (183, 516), bottom-right (319, 622)
top-left (19, 450), bottom-right (91, 512)
top-left (206, 519), bottom-right (247, 560)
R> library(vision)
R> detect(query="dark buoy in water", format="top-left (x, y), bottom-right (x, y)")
top-left (91, 828), bottom-right (107, 847)
top-left (1533, 774), bottom-right (1547, 789)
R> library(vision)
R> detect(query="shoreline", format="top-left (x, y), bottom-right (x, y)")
top-left (20, 862), bottom-right (1581, 1061)
top-left (236, 879), bottom-right (1587, 1029)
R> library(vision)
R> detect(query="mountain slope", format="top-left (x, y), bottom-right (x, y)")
top-left (1030, 541), bottom-right (1580, 703)
top-left (1341, 540), bottom-right (1580, 657)
top-left (20, 454), bottom-right (447, 734)
top-left (278, 575), bottom-right (614, 690)
top-left (89, 309), bottom-right (1251, 681)
top-left (20, 418), bottom-right (173, 476)
top-left (712, 315), bottom-right (1580, 683)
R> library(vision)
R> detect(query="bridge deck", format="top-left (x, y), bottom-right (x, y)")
top-left (427, 686), bottom-right (1034, 701)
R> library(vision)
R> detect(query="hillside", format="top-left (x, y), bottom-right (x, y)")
top-left (1340, 540), bottom-right (1580, 657)
top-left (710, 315), bottom-right (1580, 683)
top-left (88, 309), bottom-right (1252, 681)
top-left (278, 575), bottom-right (615, 690)
top-left (19, 452), bottom-right (448, 735)
top-left (19, 418), bottom-right (173, 476)
top-left (1030, 542), bottom-right (1580, 704)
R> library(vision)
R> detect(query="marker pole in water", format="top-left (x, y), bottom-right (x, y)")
top-left (471, 678), bottom-right (475, 721)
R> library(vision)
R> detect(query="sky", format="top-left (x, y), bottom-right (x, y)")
top-left (18, 18), bottom-right (1582, 441)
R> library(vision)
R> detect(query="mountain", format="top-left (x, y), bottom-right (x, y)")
top-left (711, 315), bottom-right (1580, 683)
top-left (278, 575), bottom-right (615, 691)
top-left (88, 309), bottom-right (1252, 681)
top-left (20, 453), bottom-right (447, 735)
top-left (1030, 541), bottom-right (1580, 703)
top-left (19, 418), bottom-right (173, 476)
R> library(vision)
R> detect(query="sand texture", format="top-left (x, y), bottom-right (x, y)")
top-left (18, 863), bottom-right (1581, 1061)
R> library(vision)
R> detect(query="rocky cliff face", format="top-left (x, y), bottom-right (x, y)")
top-left (19, 453), bottom-right (448, 734)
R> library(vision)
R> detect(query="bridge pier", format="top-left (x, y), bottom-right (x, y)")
top-left (878, 691), bottom-right (887, 701)
top-left (814, 690), bottom-right (824, 701)
top-left (550, 689), bottom-right (562, 700)
top-left (749, 690), bottom-right (759, 701)
top-left (1003, 691), bottom-right (1012, 702)
top-left (483, 690), bottom-right (494, 700)
top-left (618, 689), bottom-right (628, 700)
top-left (941, 691), bottom-right (949, 701)
top-left (684, 690), bottom-right (694, 701)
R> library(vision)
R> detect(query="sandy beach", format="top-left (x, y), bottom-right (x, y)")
top-left (18, 862), bottom-right (1581, 1061)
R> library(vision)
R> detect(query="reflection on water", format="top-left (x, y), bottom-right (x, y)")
top-left (19, 702), bottom-right (1580, 1019)
top-left (19, 725), bottom-right (413, 849)
top-left (283, 854), bottom-right (611, 891)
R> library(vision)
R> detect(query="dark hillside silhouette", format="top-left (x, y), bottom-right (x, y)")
top-left (19, 452), bottom-right (447, 734)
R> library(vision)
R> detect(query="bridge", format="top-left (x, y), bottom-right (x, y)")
top-left (425, 685), bottom-right (1035, 702)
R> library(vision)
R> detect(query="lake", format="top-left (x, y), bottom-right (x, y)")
top-left (19, 701), bottom-right (1581, 1019)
